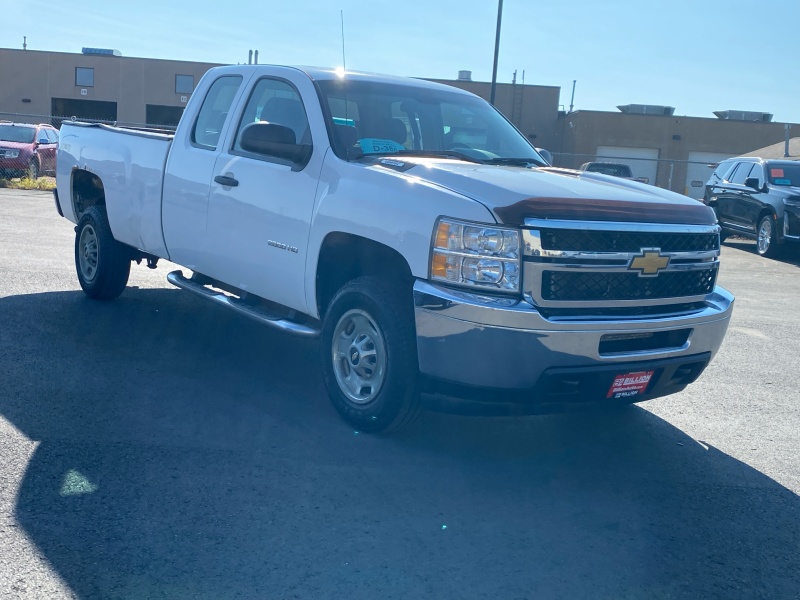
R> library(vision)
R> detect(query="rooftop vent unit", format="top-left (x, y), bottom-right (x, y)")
top-left (713, 110), bottom-right (773, 122)
top-left (617, 104), bottom-right (675, 116)
top-left (81, 47), bottom-right (121, 57)
top-left (457, 70), bottom-right (472, 81)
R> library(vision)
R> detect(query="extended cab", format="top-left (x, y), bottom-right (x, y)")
top-left (54, 65), bottom-right (734, 432)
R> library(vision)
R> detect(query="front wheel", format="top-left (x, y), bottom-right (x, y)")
top-left (320, 276), bottom-right (421, 433)
top-left (756, 214), bottom-right (779, 257)
top-left (75, 205), bottom-right (131, 299)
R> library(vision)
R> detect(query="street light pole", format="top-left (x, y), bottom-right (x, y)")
top-left (489, 0), bottom-right (503, 106)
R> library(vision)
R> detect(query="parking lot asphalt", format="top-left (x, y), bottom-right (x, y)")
top-left (0, 188), bottom-right (798, 599)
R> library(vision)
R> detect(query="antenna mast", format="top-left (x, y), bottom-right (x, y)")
top-left (340, 10), bottom-right (347, 72)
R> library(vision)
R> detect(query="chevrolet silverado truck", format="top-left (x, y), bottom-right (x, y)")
top-left (54, 65), bottom-right (734, 432)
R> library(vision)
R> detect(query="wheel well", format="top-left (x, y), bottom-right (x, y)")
top-left (316, 233), bottom-right (413, 317)
top-left (758, 207), bottom-right (776, 221)
top-left (71, 169), bottom-right (106, 218)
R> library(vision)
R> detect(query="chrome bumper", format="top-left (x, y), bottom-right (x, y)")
top-left (413, 280), bottom-right (734, 391)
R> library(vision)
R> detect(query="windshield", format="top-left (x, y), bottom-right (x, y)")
top-left (767, 163), bottom-right (800, 187)
top-left (0, 125), bottom-right (36, 144)
top-left (317, 78), bottom-right (544, 164)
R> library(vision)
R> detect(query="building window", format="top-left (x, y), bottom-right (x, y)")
top-left (176, 75), bottom-right (194, 94)
top-left (75, 67), bottom-right (94, 87)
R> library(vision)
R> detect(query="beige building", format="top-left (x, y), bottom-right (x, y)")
top-left (0, 47), bottom-right (220, 127)
top-left (3, 46), bottom-right (796, 197)
top-left (552, 110), bottom-right (800, 197)
top-left (0, 47), bottom-right (561, 145)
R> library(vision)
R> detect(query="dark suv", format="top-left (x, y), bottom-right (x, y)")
top-left (0, 122), bottom-right (59, 179)
top-left (704, 157), bottom-right (800, 257)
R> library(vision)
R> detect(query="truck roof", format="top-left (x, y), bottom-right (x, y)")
top-left (213, 64), bottom-right (473, 95)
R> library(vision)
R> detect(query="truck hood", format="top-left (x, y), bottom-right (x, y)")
top-left (374, 158), bottom-right (716, 226)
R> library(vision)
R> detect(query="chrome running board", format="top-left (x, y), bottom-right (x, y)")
top-left (167, 270), bottom-right (319, 338)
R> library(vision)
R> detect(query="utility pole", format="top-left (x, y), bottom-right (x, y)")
top-left (489, 0), bottom-right (503, 106)
top-left (785, 124), bottom-right (792, 157)
top-left (569, 80), bottom-right (576, 113)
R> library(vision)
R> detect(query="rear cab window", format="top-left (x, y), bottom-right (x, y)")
top-left (191, 75), bottom-right (243, 150)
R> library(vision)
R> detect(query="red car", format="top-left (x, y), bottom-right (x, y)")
top-left (0, 122), bottom-right (59, 179)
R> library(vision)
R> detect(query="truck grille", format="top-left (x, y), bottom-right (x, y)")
top-left (539, 230), bottom-right (719, 253)
top-left (523, 220), bottom-right (721, 311)
top-left (542, 267), bottom-right (718, 302)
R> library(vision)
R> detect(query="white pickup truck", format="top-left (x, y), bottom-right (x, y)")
top-left (54, 65), bottom-right (734, 432)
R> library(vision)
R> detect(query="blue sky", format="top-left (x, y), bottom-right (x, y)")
top-left (5, 0), bottom-right (800, 122)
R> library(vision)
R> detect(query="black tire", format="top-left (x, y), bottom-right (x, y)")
top-left (755, 214), bottom-right (780, 258)
top-left (320, 276), bottom-right (421, 433)
top-left (75, 205), bottom-right (131, 300)
top-left (27, 158), bottom-right (39, 180)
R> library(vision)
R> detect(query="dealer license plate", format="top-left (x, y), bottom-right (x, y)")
top-left (606, 371), bottom-right (655, 399)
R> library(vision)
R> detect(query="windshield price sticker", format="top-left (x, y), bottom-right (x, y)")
top-left (607, 370), bottom-right (654, 399)
top-left (359, 138), bottom-right (405, 153)
top-left (771, 168), bottom-right (785, 178)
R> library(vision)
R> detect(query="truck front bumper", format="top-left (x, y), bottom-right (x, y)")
top-left (413, 280), bottom-right (734, 415)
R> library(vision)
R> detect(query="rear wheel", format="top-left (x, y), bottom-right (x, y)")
top-left (756, 214), bottom-right (779, 258)
top-left (75, 205), bottom-right (131, 299)
top-left (320, 276), bottom-right (421, 433)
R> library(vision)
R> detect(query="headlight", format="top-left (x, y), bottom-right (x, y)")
top-left (430, 218), bottom-right (521, 293)
top-left (3, 149), bottom-right (20, 158)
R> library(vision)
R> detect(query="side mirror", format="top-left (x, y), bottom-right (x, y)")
top-left (744, 177), bottom-right (761, 190)
top-left (239, 122), bottom-right (312, 170)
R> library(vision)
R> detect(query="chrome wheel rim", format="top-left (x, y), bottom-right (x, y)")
top-left (78, 224), bottom-right (99, 282)
top-left (331, 309), bottom-right (387, 405)
top-left (758, 219), bottom-right (772, 254)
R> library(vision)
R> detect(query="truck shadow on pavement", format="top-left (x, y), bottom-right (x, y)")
top-left (1, 288), bottom-right (798, 599)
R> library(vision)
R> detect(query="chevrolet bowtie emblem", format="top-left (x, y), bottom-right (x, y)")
top-left (629, 248), bottom-right (670, 276)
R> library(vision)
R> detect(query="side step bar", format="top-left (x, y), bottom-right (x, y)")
top-left (167, 270), bottom-right (319, 338)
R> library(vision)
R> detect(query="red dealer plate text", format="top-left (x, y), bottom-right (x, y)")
top-left (606, 370), bottom-right (655, 399)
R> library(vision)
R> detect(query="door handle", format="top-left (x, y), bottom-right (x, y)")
top-left (214, 175), bottom-right (239, 187)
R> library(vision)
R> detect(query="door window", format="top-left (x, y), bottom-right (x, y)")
top-left (191, 75), bottom-right (243, 150)
top-left (45, 129), bottom-right (59, 143)
top-left (729, 163), bottom-right (754, 185)
top-left (748, 163), bottom-right (764, 187)
top-left (234, 78), bottom-right (310, 151)
top-left (712, 160), bottom-right (735, 182)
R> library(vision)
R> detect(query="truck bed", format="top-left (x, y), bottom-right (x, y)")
top-left (56, 122), bottom-right (174, 259)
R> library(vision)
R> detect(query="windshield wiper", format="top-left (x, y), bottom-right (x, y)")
top-left (367, 150), bottom-right (483, 164)
top-left (483, 157), bottom-right (545, 167)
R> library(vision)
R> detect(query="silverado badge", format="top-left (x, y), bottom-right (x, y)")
top-left (629, 248), bottom-right (670, 276)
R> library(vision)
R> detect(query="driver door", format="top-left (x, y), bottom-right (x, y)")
top-left (205, 76), bottom-right (324, 313)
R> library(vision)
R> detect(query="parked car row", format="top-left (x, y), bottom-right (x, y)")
top-left (703, 157), bottom-right (800, 257)
top-left (0, 121), bottom-right (59, 179)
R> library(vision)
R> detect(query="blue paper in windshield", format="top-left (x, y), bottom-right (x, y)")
top-left (359, 138), bottom-right (405, 153)
top-left (774, 178), bottom-right (792, 186)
